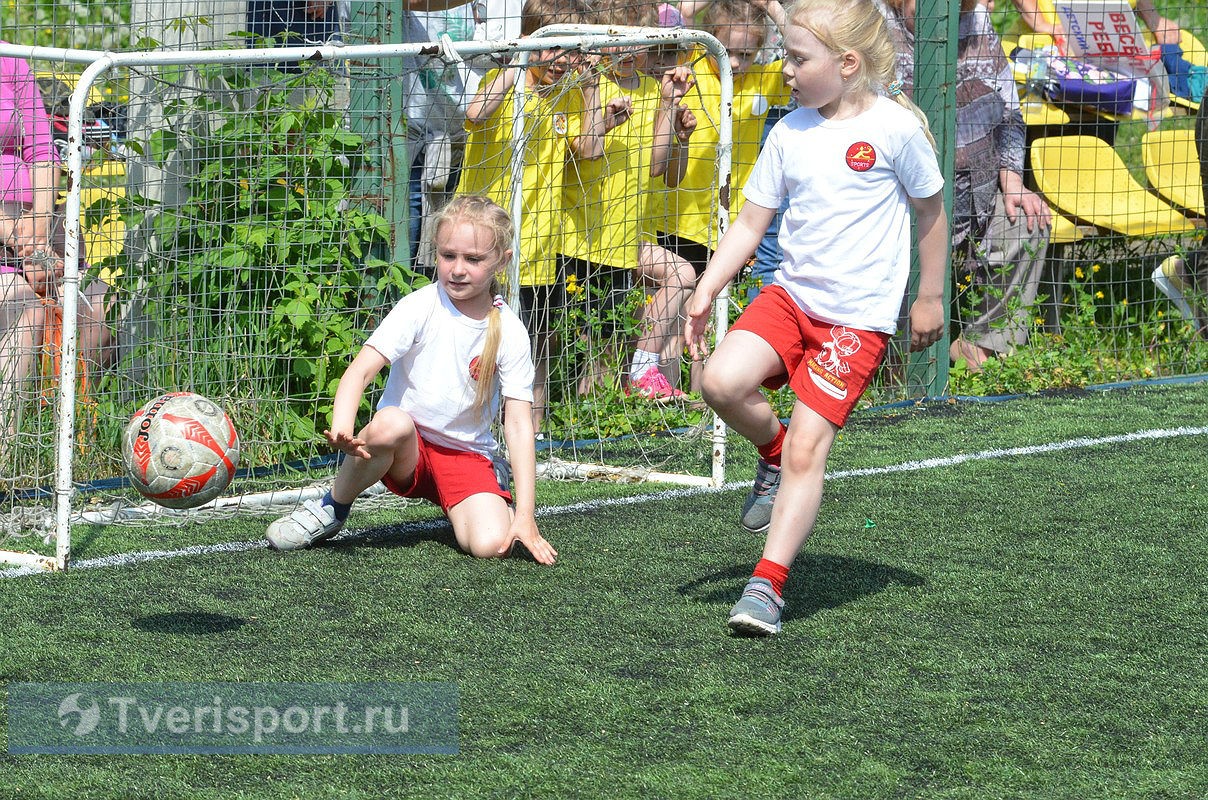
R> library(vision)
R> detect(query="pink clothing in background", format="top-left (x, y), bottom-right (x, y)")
top-left (0, 45), bottom-right (60, 206)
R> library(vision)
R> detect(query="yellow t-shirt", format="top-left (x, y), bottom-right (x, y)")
top-left (461, 70), bottom-right (584, 286)
top-left (661, 51), bottom-right (790, 247)
top-left (561, 73), bottom-right (663, 270)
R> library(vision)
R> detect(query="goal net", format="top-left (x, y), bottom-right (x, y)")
top-left (0, 25), bottom-right (735, 570)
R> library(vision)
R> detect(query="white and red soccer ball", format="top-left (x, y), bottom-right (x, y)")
top-left (122, 392), bottom-right (240, 509)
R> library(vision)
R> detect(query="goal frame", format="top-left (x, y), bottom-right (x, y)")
top-left (0, 28), bottom-right (733, 571)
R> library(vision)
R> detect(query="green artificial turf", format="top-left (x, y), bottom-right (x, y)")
top-left (0, 381), bottom-right (1206, 799)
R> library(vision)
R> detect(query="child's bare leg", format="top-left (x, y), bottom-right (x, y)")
top-left (761, 401), bottom-right (837, 566)
top-left (446, 492), bottom-right (513, 559)
top-left (636, 242), bottom-right (694, 377)
top-left (698, 330), bottom-right (783, 446)
top-left (530, 326), bottom-right (553, 430)
top-left (332, 406), bottom-right (420, 504)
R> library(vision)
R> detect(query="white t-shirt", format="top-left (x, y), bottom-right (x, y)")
top-left (366, 283), bottom-right (535, 456)
top-left (742, 96), bottom-right (945, 334)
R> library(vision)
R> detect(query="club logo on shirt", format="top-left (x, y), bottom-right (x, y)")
top-left (845, 142), bottom-right (877, 172)
top-left (807, 326), bottom-right (863, 400)
top-left (553, 111), bottom-right (568, 137)
top-left (469, 355), bottom-right (482, 382)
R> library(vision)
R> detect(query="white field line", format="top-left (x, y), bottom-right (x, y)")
top-left (3, 425), bottom-right (1205, 579)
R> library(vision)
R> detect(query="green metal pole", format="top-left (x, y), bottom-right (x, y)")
top-left (347, 0), bottom-right (410, 269)
top-left (908, 0), bottom-right (958, 396)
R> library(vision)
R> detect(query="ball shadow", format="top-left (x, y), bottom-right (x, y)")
top-left (678, 554), bottom-right (925, 622)
top-left (131, 612), bottom-right (247, 635)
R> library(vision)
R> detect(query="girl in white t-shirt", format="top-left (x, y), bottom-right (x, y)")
top-left (267, 195), bottom-right (557, 565)
top-left (683, 0), bottom-right (948, 635)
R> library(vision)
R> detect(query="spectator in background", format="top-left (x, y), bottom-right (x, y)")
top-left (247, 1), bottom-right (345, 57)
top-left (0, 51), bottom-right (112, 439)
top-left (1006, 0), bottom-right (1181, 47)
top-left (1152, 79), bottom-right (1208, 338)
top-left (879, 0), bottom-right (1050, 372)
top-left (402, 2), bottom-right (477, 270)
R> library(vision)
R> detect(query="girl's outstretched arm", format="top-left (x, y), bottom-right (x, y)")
top-left (907, 191), bottom-right (949, 352)
top-left (499, 396), bottom-right (557, 565)
top-left (324, 345), bottom-right (389, 459)
top-left (683, 201), bottom-right (777, 359)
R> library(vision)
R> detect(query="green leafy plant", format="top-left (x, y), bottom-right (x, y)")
top-left (112, 64), bottom-right (417, 462)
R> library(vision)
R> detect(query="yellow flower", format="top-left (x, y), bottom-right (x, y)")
top-left (275, 178), bottom-right (288, 186)
top-left (566, 274), bottom-right (584, 296)
top-left (1095, 291), bottom-right (1104, 299)
top-left (1092, 263), bottom-right (1101, 273)
top-left (1120, 299), bottom-right (1128, 306)
top-left (645, 293), bottom-right (654, 306)
top-left (1074, 267), bottom-right (1085, 279)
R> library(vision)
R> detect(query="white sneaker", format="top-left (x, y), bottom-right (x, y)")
top-left (266, 499), bottom-right (344, 551)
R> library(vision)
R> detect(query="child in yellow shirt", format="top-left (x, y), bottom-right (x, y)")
top-left (559, 0), bottom-right (699, 400)
top-left (460, 0), bottom-right (603, 427)
top-left (659, 0), bottom-right (791, 269)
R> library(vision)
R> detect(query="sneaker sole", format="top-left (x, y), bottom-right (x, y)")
top-left (624, 390), bottom-right (685, 404)
top-left (265, 526), bottom-right (342, 552)
top-left (727, 612), bottom-right (781, 636)
top-left (741, 519), bottom-right (771, 534)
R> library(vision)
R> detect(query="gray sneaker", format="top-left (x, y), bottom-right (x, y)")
top-left (740, 459), bottom-right (781, 533)
top-left (266, 498), bottom-right (344, 551)
top-left (728, 577), bottom-right (784, 636)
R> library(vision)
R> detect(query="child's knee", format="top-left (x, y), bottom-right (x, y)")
top-left (699, 363), bottom-right (739, 408)
top-left (363, 407), bottom-right (417, 447)
top-left (460, 528), bottom-right (509, 560)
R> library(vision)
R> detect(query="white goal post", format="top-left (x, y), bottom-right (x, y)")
top-left (0, 28), bottom-right (735, 571)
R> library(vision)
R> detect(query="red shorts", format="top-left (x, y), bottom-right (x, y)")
top-left (381, 433), bottom-right (511, 514)
top-left (730, 284), bottom-right (889, 427)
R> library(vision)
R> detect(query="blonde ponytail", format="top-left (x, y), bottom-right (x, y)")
top-left (887, 80), bottom-right (938, 152)
top-left (472, 286), bottom-right (505, 417)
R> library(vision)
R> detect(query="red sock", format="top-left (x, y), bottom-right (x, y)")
top-left (753, 558), bottom-right (790, 597)
top-left (756, 423), bottom-right (787, 467)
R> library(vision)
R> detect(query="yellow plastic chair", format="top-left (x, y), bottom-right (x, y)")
top-left (78, 186), bottom-right (127, 266)
top-left (1030, 135), bottom-right (1197, 237)
top-left (1048, 210), bottom-right (1085, 245)
top-left (1141, 128), bottom-right (1205, 217)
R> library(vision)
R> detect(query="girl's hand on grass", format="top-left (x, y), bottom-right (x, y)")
top-left (500, 514), bottom-right (557, 565)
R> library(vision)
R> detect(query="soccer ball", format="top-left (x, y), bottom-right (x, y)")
top-left (122, 392), bottom-right (241, 509)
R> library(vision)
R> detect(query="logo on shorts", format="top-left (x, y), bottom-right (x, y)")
top-left (806, 326), bottom-right (862, 400)
top-left (845, 142), bottom-right (877, 172)
top-left (468, 355), bottom-right (482, 382)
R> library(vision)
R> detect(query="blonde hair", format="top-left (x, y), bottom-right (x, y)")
top-left (702, 0), bottom-right (771, 46)
top-left (430, 195), bottom-right (516, 418)
top-left (786, 0), bottom-right (937, 150)
top-left (521, 0), bottom-right (589, 36)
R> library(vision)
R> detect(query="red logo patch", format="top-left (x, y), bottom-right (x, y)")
top-left (469, 355), bottom-right (481, 381)
top-left (845, 142), bottom-right (877, 172)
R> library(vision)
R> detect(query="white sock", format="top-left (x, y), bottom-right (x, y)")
top-left (629, 349), bottom-right (659, 380)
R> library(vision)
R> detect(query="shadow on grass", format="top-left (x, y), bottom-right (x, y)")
top-left (131, 612), bottom-right (246, 635)
top-left (678, 554), bottom-right (925, 622)
top-left (319, 520), bottom-right (545, 563)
